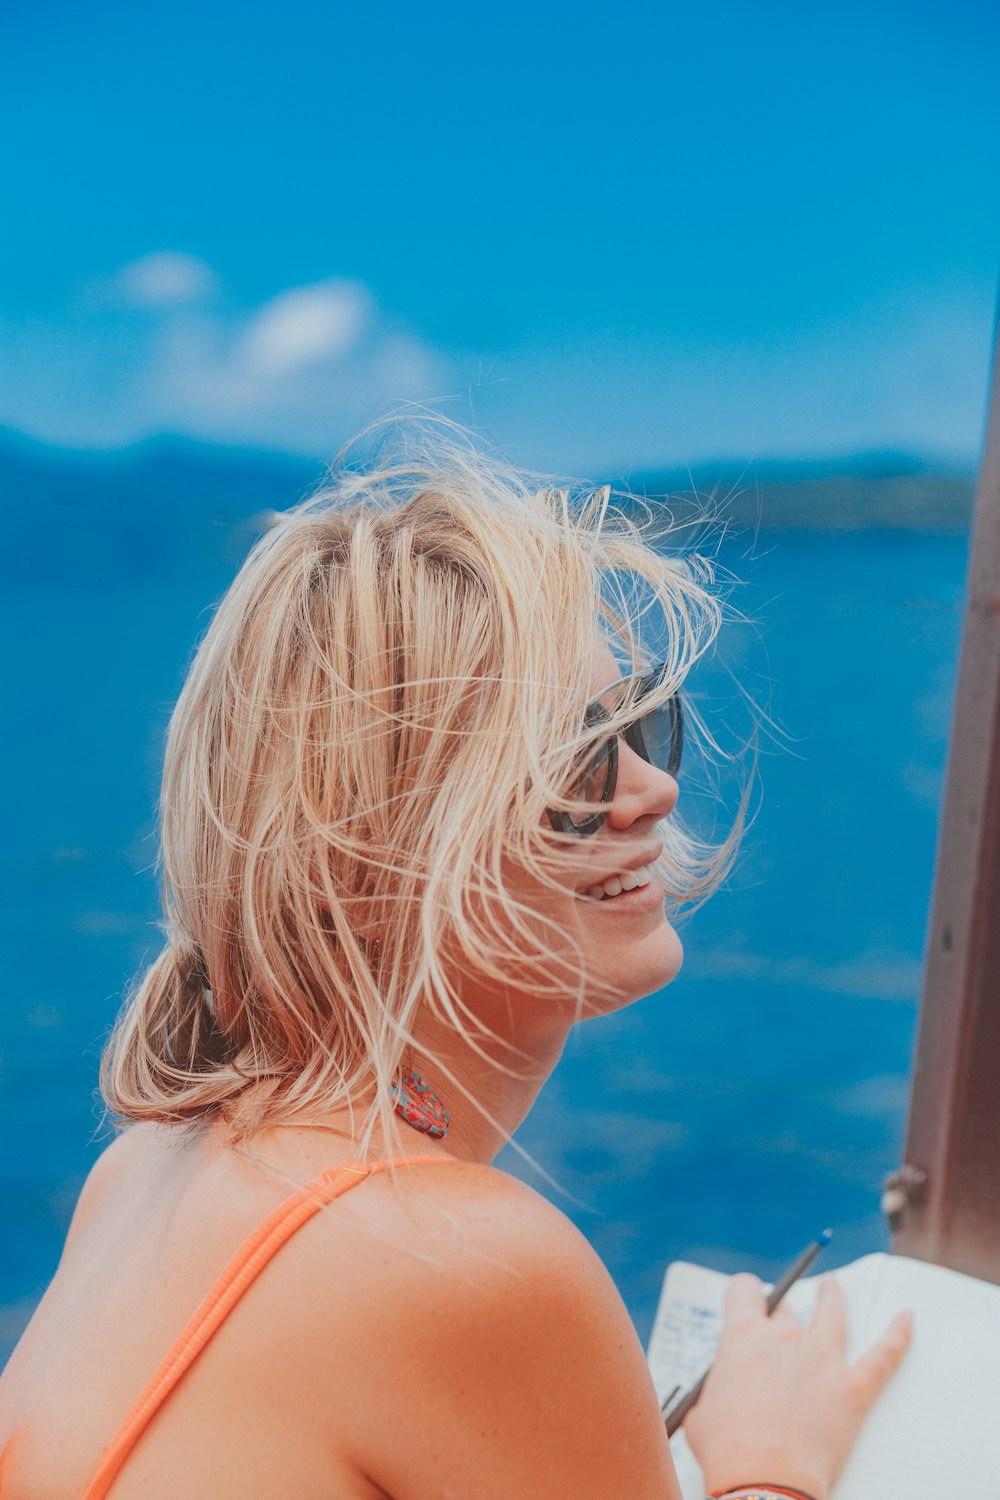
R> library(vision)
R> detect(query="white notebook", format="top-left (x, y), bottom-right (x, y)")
top-left (647, 1252), bottom-right (1000, 1500)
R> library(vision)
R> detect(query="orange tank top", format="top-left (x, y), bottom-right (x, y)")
top-left (78, 1154), bottom-right (456, 1500)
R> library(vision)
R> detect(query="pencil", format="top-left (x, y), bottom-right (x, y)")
top-left (662, 1229), bottom-right (832, 1437)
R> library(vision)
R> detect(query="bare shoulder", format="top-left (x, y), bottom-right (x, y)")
top-left (59, 1125), bottom-right (149, 1247)
top-left (386, 1157), bottom-right (627, 1301)
top-left (306, 1156), bottom-right (624, 1314)
top-left (291, 1160), bottom-right (680, 1500)
top-left (80, 1122), bottom-right (155, 1187)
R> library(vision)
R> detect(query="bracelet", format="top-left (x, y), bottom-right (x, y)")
top-left (708, 1487), bottom-right (820, 1500)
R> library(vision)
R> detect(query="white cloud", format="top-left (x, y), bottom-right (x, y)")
top-left (239, 281), bottom-right (369, 378)
top-left (0, 259), bottom-right (451, 456)
top-left (114, 252), bottom-right (217, 309)
top-left (150, 281), bottom-right (447, 452)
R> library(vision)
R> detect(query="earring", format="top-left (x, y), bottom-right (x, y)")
top-left (392, 1066), bottom-right (450, 1139)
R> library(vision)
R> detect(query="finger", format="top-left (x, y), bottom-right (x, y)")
top-left (809, 1275), bottom-right (848, 1356)
top-left (849, 1310), bottom-right (913, 1408)
top-left (724, 1272), bottom-right (767, 1325)
top-left (770, 1299), bottom-right (800, 1327)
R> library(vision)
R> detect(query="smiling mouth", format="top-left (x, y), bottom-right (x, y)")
top-left (579, 864), bottom-right (654, 901)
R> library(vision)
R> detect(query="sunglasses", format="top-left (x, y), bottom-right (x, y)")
top-left (547, 663), bottom-right (684, 837)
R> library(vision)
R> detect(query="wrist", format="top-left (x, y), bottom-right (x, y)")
top-left (707, 1486), bottom-right (822, 1500)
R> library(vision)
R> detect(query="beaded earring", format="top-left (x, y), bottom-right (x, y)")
top-left (391, 1066), bottom-right (450, 1139)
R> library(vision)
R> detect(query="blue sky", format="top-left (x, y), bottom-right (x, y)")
top-left (2, 0), bottom-right (998, 473)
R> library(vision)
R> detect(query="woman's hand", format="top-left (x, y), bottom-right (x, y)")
top-left (683, 1273), bottom-right (912, 1500)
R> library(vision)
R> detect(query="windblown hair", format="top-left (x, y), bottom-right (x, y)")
top-left (102, 424), bottom-right (742, 1144)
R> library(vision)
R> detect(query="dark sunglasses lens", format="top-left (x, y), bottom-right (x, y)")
top-left (551, 703), bottom-right (621, 836)
top-left (630, 693), bottom-right (683, 777)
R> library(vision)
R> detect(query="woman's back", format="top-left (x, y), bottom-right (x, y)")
top-left (0, 1127), bottom-right (466, 1499)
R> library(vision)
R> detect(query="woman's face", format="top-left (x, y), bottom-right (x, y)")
top-left (501, 641), bottom-right (683, 1022)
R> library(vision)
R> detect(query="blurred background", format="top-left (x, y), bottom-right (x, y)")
top-left (2, 0), bottom-right (998, 1362)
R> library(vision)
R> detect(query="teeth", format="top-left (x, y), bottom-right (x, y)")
top-left (580, 865), bottom-right (654, 901)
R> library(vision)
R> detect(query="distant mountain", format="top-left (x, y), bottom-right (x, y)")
top-left (627, 462), bottom-right (976, 534)
top-left (0, 433), bottom-right (977, 566)
top-left (0, 430), bottom-right (318, 520)
top-left (0, 433), bottom-right (321, 585)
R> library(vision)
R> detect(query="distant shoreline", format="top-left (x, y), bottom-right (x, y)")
top-left (0, 431), bottom-right (976, 536)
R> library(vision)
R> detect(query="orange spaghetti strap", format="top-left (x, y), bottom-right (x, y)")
top-left (82, 1154), bottom-right (453, 1500)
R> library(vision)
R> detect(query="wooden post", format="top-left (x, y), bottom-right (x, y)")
top-left (887, 315), bottom-right (1000, 1281)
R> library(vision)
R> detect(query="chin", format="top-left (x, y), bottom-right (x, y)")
top-left (656, 923), bottom-right (684, 984)
top-left (637, 923), bottom-right (684, 998)
top-left (586, 924), bottom-right (684, 1016)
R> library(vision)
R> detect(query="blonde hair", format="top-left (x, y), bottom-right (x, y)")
top-left (101, 424), bottom-right (743, 1144)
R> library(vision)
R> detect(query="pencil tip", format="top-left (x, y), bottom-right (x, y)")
top-left (818, 1228), bottom-right (832, 1245)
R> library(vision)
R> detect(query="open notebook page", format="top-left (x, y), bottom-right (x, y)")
top-left (648, 1252), bottom-right (1000, 1500)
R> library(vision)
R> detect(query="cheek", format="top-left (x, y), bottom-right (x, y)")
top-left (447, 869), bottom-right (588, 994)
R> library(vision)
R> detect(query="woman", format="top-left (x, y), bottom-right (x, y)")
top-left (0, 430), bottom-right (911, 1499)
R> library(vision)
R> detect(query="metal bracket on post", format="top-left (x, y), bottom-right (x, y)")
top-left (881, 1164), bottom-right (928, 1233)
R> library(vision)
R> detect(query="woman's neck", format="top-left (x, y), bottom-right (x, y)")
top-left (408, 1004), bottom-right (572, 1164)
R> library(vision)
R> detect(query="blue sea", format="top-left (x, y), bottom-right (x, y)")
top-left (0, 469), bottom-right (968, 1362)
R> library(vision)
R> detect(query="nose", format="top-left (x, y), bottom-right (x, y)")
top-left (604, 738), bottom-right (678, 830)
